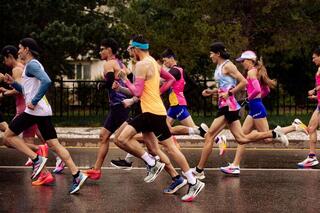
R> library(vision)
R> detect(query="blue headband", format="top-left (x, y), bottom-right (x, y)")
top-left (131, 41), bottom-right (149, 50)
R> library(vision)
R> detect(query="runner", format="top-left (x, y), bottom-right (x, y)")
top-left (161, 48), bottom-right (208, 137)
top-left (192, 42), bottom-right (289, 180)
top-left (297, 46), bottom-right (320, 168)
top-left (219, 50), bottom-right (308, 175)
top-left (114, 34), bottom-right (205, 202)
top-left (0, 45), bottom-right (65, 174)
top-left (3, 38), bottom-right (87, 193)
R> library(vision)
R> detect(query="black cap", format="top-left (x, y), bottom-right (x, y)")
top-left (210, 42), bottom-right (226, 53)
top-left (1, 45), bottom-right (18, 58)
top-left (161, 48), bottom-right (176, 59)
top-left (20, 38), bottom-right (40, 56)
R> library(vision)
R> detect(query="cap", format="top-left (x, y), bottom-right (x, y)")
top-left (210, 42), bottom-right (227, 53)
top-left (1, 45), bottom-right (18, 58)
top-left (236, 50), bottom-right (257, 62)
top-left (19, 38), bottom-right (40, 56)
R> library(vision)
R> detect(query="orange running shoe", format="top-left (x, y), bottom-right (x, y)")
top-left (32, 171), bottom-right (55, 186)
top-left (83, 168), bottom-right (102, 180)
top-left (36, 144), bottom-right (49, 158)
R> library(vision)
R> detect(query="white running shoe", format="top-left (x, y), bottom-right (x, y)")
top-left (273, 126), bottom-right (289, 147)
top-left (199, 123), bottom-right (209, 137)
top-left (181, 179), bottom-right (205, 202)
top-left (191, 167), bottom-right (205, 180)
top-left (220, 163), bottom-right (240, 175)
top-left (292, 118), bottom-right (309, 135)
top-left (297, 156), bottom-right (319, 168)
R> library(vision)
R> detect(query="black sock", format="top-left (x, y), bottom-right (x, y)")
top-left (73, 171), bottom-right (80, 178)
top-left (172, 175), bottom-right (181, 181)
top-left (32, 155), bottom-right (39, 163)
top-left (309, 153), bottom-right (316, 158)
top-left (196, 167), bottom-right (203, 173)
top-left (272, 130), bottom-right (276, 138)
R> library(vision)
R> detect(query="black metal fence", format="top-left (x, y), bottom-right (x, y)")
top-left (0, 80), bottom-right (317, 118)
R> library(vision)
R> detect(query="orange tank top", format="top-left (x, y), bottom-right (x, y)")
top-left (140, 56), bottom-right (167, 115)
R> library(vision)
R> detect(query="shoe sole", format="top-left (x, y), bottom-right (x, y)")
top-left (110, 162), bottom-right (133, 170)
top-left (181, 182), bottom-right (205, 202)
top-left (297, 162), bottom-right (319, 168)
top-left (164, 179), bottom-right (188, 194)
top-left (32, 177), bottom-right (55, 186)
top-left (220, 168), bottom-right (240, 175)
top-left (145, 163), bottom-right (165, 183)
top-left (70, 174), bottom-right (88, 194)
top-left (32, 157), bottom-right (48, 179)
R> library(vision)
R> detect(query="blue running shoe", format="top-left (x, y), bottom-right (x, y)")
top-left (69, 172), bottom-right (88, 194)
top-left (31, 156), bottom-right (48, 179)
top-left (163, 176), bottom-right (187, 194)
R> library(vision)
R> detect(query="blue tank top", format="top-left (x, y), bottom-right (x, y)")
top-left (214, 60), bottom-right (237, 89)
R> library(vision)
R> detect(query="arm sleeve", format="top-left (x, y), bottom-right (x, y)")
top-left (104, 72), bottom-right (115, 89)
top-left (169, 67), bottom-right (181, 80)
top-left (125, 77), bottom-right (145, 97)
top-left (261, 85), bottom-right (270, 98)
top-left (248, 79), bottom-right (261, 100)
top-left (11, 82), bottom-right (23, 93)
top-left (160, 68), bottom-right (176, 94)
top-left (25, 62), bottom-right (52, 105)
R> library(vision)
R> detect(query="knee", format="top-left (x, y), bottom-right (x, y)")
top-left (234, 135), bottom-right (247, 144)
top-left (308, 125), bottom-right (317, 133)
top-left (114, 134), bottom-right (127, 147)
top-left (99, 132), bottom-right (110, 143)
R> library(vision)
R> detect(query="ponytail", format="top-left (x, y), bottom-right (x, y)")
top-left (255, 57), bottom-right (277, 89)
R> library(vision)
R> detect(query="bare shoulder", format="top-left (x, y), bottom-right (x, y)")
top-left (223, 61), bottom-right (238, 74)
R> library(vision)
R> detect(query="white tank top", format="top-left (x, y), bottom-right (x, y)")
top-left (22, 59), bottom-right (52, 116)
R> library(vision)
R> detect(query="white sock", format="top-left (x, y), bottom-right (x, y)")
top-left (125, 153), bottom-right (134, 163)
top-left (141, 152), bottom-right (155, 166)
top-left (188, 127), bottom-right (200, 135)
top-left (183, 169), bottom-right (196, 185)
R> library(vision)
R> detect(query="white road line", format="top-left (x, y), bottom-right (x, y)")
top-left (0, 166), bottom-right (318, 172)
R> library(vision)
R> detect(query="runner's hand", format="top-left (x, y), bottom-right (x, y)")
top-left (4, 73), bottom-right (14, 84)
top-left (27, 102), bottom-right (36, 110)
top-left (122, 98), bottom-right (134, 108)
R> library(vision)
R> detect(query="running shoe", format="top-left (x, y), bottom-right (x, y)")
top-left (83, 167), bottom-right (102, 180)
top-left (215, 135), bottom-right (227, 156)
top-left (111, 159), bottom-right (133, 170)
top-left (220, 163), bottom-right (240, 175)
top-left (273, 126), bottom-right (289, 147)
top-left (144, 160), bottom-right (165, 183)
top-left (181, 179), bottom-right (205, 202)
top-left (31, 156), bottom-right (48, 179)
top-left (191, 167), bottom-right (205, 180)
top-left (292, 118), bottom-right (309, 135)
top-left (172, 136), bottom-right (181, 150)
top-left (25, 158), bottom-right (33, 166)
top-left (36, 144), bottom-right (49, 158)
top-left (53, 157), bottom-right (65, 174)
top-left (163, 176), bottom-right (187, 194)
top-left (198, 123), bottom-right (209, 138)
top-left (69, 172), bottom-right (88, 194)
top-left (32, 171), bottom-right (55, 186)
top-left (297, 156), bottom-right (319, 168)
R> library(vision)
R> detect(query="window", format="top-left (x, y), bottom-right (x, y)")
top-left (70, 63), bottom-right (91, 80)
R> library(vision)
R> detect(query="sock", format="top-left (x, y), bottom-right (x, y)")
top-left (188, 127), bottom-right (195, 135)
top-left (183, 169), bottom-right (196, 185)
top-left (309, 153), bottom-right (316, 158)
top-left (196, 166), bottom-right (203, 173)
top-left (125, 153), bottom-right (134, 163)
top-left (172, 175), bottom-right (181, 181)
top-left (272, 130), bottom-right (276, 138)
top-left (141, 152), bottom-right (155, 166)
top-left (73, 170), bottom-right (80, 178)
top-left (32, 155), bottom-right (39, 163)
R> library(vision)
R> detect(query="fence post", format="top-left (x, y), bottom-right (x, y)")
top-left (60, 78), bottom-right (63, 117)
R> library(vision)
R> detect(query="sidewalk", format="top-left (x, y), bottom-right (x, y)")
top-left (53, 127), bottom-right (316, 149)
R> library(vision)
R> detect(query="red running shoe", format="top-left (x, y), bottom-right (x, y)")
top-left (83, 168), bottom-right (102, 180)
top-left (36, 144), bottom-right (49, 158)
top-left (32, 171), bottom-right (55, 186)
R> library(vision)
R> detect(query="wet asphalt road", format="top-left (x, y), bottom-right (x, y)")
top-left (0, 147), bottom-right (320, 213)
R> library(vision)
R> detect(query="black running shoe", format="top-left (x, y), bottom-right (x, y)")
top-left (111, 159), bottom-right (133, 170)
top-left (198, 123), bottom-right (209, 137)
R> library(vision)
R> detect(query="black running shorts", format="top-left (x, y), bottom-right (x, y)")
top-left (103, 104), bottom-right (130, 133)
top-left (9, 112), bottom-right (57, 141)
top-left (128, 112), bottom-right (171, 141)
top-left (216, 106), bottom-right (240, 123)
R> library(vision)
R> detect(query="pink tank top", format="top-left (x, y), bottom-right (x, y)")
top-left (169, 66), bottom-right (187, 106)
top-left (316, 74), bottom-right (320, 106)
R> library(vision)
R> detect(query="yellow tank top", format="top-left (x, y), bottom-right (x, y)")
top-left (140, 56), bottom-right (167, 115)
